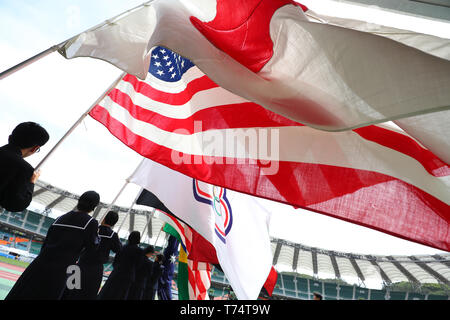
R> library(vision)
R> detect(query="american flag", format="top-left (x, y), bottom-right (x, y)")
top-left (90, 45), bottom-right (449, 251)
top-left (149, 47), bottom-right (194, 82)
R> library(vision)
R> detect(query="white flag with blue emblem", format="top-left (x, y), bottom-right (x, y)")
top-left (129, 158), bottom-right (273, 300)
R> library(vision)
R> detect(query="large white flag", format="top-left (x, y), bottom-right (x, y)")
top-left (59, 0), bottom-right (450, 163)
top-left (129, 159), bottom-right (273, 300)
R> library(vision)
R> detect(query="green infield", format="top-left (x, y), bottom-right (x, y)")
top-left (0, 256), bottom-right (30, 268)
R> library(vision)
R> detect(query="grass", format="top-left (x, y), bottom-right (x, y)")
top-left (0, 256), bottom-right (30, 268)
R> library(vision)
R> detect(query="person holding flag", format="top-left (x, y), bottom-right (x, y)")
top-left (63, 210), bottom-right (122, 300)
top-left (5, 191), bottom-right (100, 300)
top-left (143, 253), bottom-right (165, 300)
top-left (0, 121), bottom-right (49, 212)
top-left (98, 231), bottom-right (142, 300)
top-left (127, 245), bottom-right (155, 300)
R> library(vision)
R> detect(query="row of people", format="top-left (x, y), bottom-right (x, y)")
top-left (5, 191), bottom-right (165, 300)
top-left (1, 122), bottom-right (166, 300)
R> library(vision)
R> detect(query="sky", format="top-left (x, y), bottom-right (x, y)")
top-left (1, 0), bottom-right (449, 274)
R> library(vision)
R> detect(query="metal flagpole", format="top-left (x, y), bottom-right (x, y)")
top-left (99, 156), bottom-right (146, 238)
top-left (0, 1), bottom-right (154, 80)
top-left (98, 179), bottom-right (129, 223)
top-left (153, 226), bottom-right (163, 249)
top-left (114, 186), bottom-right (143, 234)
top-left (141, 208), bottom-right (155, 244)
top-left (35, 71), bottom-right (126, 171)
top-left (0, 44), bottom-right (63, 80)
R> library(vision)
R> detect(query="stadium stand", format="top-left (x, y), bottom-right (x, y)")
top-left (0, 180), bottom-right (449, 300)
top-left (323, 282), bottom-right (339, 300)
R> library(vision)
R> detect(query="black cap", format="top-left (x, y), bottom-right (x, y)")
top-left (104, 210), bottom-right (119, 226)
top-left (77, 191), bottom-right (100, 212)
top-left (9, 122), bottom-right (49, 149)
top-left (128, 231), bottom-right (141, 245)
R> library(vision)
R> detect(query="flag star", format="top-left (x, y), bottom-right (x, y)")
top-left (159, 48), bottom-right (166, 54)
top-left (170, 254), bottom-right (177, 264)
top-left (163, 55), bottom-right (170, 61)
top-left (166, 61), bottom-right (172, 66)
top-left (156, 69), bottom-right (164, 76)
top-left (171, 73), bottom-right (176, 79)
top-left (154, 61), bottom-right (162, 67)
top-left (152, 54), bottom-right (159, 59)
top-left (169, 66), bottom-right (174, 72)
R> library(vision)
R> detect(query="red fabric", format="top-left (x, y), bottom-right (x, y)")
top-left (189, 230), bottom-right (219, 265)
top-left (263, 266), bottom-right (278, 296)
top-left (107, 87), bottom-right (301, 133)
top-left (90, 105), bottom-right (449, 251)
top-left (190, 0), bottom-right (306, 72)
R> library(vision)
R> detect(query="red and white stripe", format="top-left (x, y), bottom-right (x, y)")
top-left (158, 211), bottom-right (214, 300)
top-left (156, 210), bottom-right (193, 254)
top-left (188, 260), bottom-right (212, 300)
top-left (91, 58), bottom-right (450, 251)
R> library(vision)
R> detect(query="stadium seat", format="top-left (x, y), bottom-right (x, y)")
top-left (309, 279), bottom-right (323, 300)
top-left (24, 211), bottom-right (42, 232)
top-left (284, 289), bottom-right (297, 298)
top-left (282, 274), bottom-right (296, 291)
top-left (273, 284), bottom-right (284, 296)
top-left (354, 287), bottom-right (369, 300)
top-left (297, 292), bottom-right (309, 300)
top-left (407, 292), bottom-right (425, 300)
top-left (324, 282), bottom-right (339, 299)
top-left (339, 285), bottom-right (354, 300)
top-left (309, 279), bottom-right (322, 292)
top-left (386, 291), bottom-right (407, 300)
top-left (7, 211), bottom-right (26, 227)
top-left (211, 273), bottom-right (224, 283)
top-left (427, 294), bottom-right (448, 300)
top-left (39, 217), bottom-right (54, 234)
top-left (0, 210), bottom-right (9, 222)
top-left (369, 289), bottom-right (388, 300)
top-left (296, 277), bottom-right (309, 295)
top-left (272, 275), bottom-right (283, 296)
top-left (30, 241), bottom-right (42, 255)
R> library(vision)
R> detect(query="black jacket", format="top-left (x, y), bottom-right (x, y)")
top-left (78, 225), bottom-right (122, 265)
top-left (98, 243), bottom-right (143, 300)
top-left (63, 225), bottom-right (122, 300)
top-left (0, 144), bottom-right (35, 212)
top-left (5, 211), bottom-right (99, 300)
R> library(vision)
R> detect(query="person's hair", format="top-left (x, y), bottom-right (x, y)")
top-left (9, 122), bottom-right (49, 149)
top-left (104, 211), bottom-right (119, 226)
top-left (77, 191), bottom-right (100, 212)
top-left (155, 253), bottom-right (165, 263)
top-left (313, 292), bottom-right (323, 300)
top-left (128, 231), bottom-right (141, 245)
top-left (143, 245), bottom-right (155, 255)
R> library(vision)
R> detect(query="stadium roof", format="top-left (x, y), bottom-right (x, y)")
top-left (30, 180), bottom-right (450, 289)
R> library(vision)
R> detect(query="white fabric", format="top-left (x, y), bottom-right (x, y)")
top-left (96, 93), bottom-right (450, 204)
top-left (60, 0), bottom-right (450, 137)
top-left (129, 159), bottom-right (273, 300)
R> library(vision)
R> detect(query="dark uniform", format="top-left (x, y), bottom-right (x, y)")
top-left (63, 225), bottom-right (122, 300)
top-left (127, 254), bottom-right (153, 300)
top-left (0, 144), bottom-right (35, 212)
top-left (98, 242), bottom-right (143, 300)
top-left (5, 211), bottom-right (99, 300)
top-left (143, 261), bottom-right (165, 300)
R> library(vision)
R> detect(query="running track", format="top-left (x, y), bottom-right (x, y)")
top-left (0, 262), bottom-right (25, 299)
